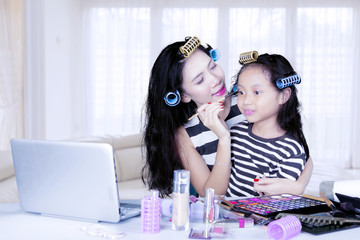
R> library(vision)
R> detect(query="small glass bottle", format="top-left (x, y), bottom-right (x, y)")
top-left (171, 170), bottom-right (190, 231)
top-left (204, 188), bottom-right (215, 224)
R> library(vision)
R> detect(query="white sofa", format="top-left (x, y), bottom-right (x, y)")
top-left (2, 133), bottom-right (359, 203)
top-left (0, 133), bottom-right (151, 203)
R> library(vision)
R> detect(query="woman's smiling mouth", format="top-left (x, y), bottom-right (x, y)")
top-left (213, 85), bottom-right (226, 96)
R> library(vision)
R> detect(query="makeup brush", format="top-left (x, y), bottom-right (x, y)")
top-left (320, 193), bottom-right (346, 218)
top-left (188, 89), bottom-right (238, 121)
top-left (340, 202), bottom-right (360, 214)
top-left (217, 195), bottom-right (270, 225)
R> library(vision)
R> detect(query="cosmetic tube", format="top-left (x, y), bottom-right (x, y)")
top-left (212, 218), bottom-right (254, 228)
top-left (172, 170), bottom-right (190, 231)
top-left (204, 188), bottom-right (215, 224)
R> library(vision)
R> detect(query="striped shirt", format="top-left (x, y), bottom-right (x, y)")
top-left (184, 97), bottom-right (245, 169)
top-left (227, 121), bottom-right (306, 197)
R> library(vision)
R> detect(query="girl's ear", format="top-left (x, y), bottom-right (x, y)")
top-left (279, 87), bottom-right (291, 104)
top-left (181, 92), bottom-right (192, 103)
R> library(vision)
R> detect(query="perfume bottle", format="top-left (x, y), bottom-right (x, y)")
top-left (171, 170), bottom-right (190, 231)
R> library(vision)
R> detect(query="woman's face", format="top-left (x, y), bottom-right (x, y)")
top-left (181, 49), bottom-right (226, 107)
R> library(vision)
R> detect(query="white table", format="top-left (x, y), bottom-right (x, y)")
top-left (1, 203), bottom-right (359, 240)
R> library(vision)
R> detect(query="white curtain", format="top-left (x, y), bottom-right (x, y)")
top-left (81, 5), bottom-right (151, 136)
top-left (0, 0), bottom-right (23, 150)
top-left (75, 0), bottom-right (360, 168)
top-left (296, 7), bottom-right (357, 168)
top-left (14, 0), bottom-right (360, 168)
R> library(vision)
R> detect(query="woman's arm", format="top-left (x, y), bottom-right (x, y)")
top-left (177, 126), bottom-right (231, 197)
top-left (253, 157), bottom-right (313, 195)
top-left (177, 102), bottom-right (232, 197)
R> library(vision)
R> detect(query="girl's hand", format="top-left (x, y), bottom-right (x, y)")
top-left (254, 175), bottom-right (303, 195)
top-left (197, 102), bottom-right (229, 139)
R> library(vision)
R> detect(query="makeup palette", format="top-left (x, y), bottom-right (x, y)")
top-left (227, 194), bottom-right (329, 218)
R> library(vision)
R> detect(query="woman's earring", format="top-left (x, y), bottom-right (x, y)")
top-left (164, 90), bottom-right (181, 107)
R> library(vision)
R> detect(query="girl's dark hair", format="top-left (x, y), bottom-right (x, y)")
top-left (236, 54), bottom-right (310, 159)
top-left (141, 40), bottom-right (211, 197)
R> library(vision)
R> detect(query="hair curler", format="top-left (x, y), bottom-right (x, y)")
top-left (267, 216), bottom-right (302, 240)
top-left (239, 51), bottom-right (258, 64)
top-left (276, 74), bottom-right (301, 89)
top-left (209, 49), bottom-right (221, 62)
top-left (141, 190), bottom-right (161, 234)
top-left (179, 36), bottom-right (201, 58)
top-left (164, 90), bottom-right (181, 107)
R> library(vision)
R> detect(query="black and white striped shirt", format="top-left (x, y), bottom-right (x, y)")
top-left (184, 97), bottom-right (245, 169)
top-left (227, 121), bottom-right (306, 197)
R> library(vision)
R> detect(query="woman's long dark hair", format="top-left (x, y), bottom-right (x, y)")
top-left (236, 54), bottom-right (310, 159)
top-left (141, 40), bottom-right (211, 196)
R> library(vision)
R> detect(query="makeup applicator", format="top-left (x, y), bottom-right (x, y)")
top-left (340, 202), bottom-right (360, 214)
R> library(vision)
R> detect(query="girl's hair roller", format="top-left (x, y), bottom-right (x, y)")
top-left (239, 51), bottom-right (258, 65)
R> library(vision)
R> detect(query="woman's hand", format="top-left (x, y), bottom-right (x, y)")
top-left (197, 102), bottom-right (229, 139)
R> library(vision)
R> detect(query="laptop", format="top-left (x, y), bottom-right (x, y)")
top-left (10, 138), bottom-right (141, 223)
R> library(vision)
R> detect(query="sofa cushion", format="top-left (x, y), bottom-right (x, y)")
top-left (0, 176), bottom-right (18, 203)
top-left (71, 133), bottom-right (145, 182)
top-left (117, 179), bottom-right (151, 200)
top-left (0, 151), bottom-right (14, 181)
top-left (114, 146), bottom-right (143, 182)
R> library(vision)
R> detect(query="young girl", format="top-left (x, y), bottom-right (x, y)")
top-left (226, 53), bottom-right (309, 197)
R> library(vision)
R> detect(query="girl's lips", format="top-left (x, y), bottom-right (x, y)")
top-left (243, 110), bottom-right (255, 116)
top-left (213, 86), bottom-right (226, 96)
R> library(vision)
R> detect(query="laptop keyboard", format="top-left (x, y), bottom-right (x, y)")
top-left (119, 206), bottom-right (141, 217)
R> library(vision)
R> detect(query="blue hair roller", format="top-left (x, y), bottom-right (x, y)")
top-left (276, 74), bottom-right (301, 89)
top-left (209, 49), bottom-right (221, 62)
top-left (164, 90), bottom-right (181, 106)
top-left (231, 85), bottom-right (238, 93)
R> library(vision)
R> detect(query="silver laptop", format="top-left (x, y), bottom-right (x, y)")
top-left (10, 138), bottom-right (141, 223)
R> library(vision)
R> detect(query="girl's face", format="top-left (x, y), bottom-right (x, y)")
top-left (236, 67), bottom-right (285, 126)
top-left (181, 49), bottom-right (226, 107)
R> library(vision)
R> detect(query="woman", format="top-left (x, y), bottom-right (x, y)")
top-left (142, 37), bottom-right (312, 197)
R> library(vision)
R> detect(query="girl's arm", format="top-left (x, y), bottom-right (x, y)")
top-left (253, 157), bottom-right (313, 195)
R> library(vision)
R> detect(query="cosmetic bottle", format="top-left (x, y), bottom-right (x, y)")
top-left (171, 170), bottom-right (190, 231)
top-left (204, 188), bottom-right (215, 224)
top-left (161, 198), bottom-right (173, 217)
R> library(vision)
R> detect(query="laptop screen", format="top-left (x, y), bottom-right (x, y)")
top-left (11, 139), bottom-right (124, 222)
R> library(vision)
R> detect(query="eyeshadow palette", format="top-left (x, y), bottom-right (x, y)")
top-left (227, 193), bottom-right (329, 218)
